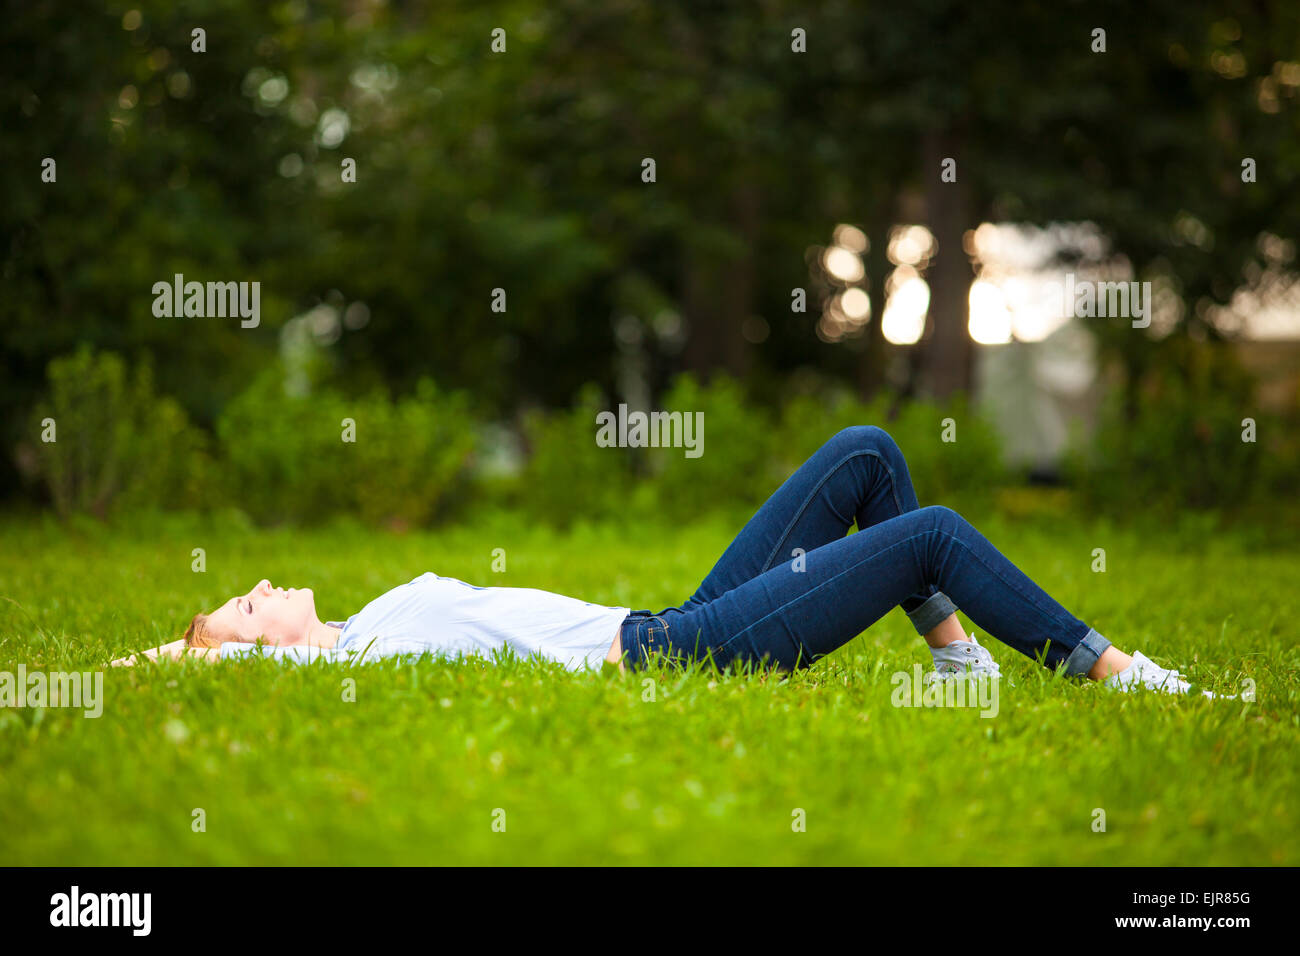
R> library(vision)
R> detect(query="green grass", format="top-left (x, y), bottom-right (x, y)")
top-left (0, 506), bottom-right (1296, 865)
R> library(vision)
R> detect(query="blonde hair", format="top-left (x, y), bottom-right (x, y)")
top-left (183, 613), bottom-right (222, 648)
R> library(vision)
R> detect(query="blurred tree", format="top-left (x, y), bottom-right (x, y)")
top-left (3, 0), bottom-right (1298, 504)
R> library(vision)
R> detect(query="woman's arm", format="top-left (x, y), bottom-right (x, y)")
top-left (111, 639), bottom-right (221, 667)
top-left (111, 640), bottom-right (351, 667)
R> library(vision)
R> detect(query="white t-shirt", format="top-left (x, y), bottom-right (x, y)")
top-left (219, 572), bottom-right (630, 672)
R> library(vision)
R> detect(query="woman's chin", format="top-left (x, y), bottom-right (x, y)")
top-left (292, 588), bottom-right (316, 614)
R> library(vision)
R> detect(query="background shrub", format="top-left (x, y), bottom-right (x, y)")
top-left (1070, 342), bottom-right (1277, 515)
top-left (36, 350), bottom-right (1228, 534)
top-left (518, 384), bottom-right (632, 528)
top-left (501, 375), bottom-right (1012, 529)
top-left (650, 374), bottom-right (778, 523)
top-left (32, 348), bottom-right (212, 517)
top-left (887, 394), bottom-right (1006, 510)
top-left (217, 372), bottom-right (350, 524)
top-left (345, 379), bottom-right (477, 528)
top-left (217, 373), bottom-right (476, 526)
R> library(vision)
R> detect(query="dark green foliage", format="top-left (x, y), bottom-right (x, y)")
top-left (1072, 341), bottom-right (1300, 515)
top-left (216, 372), bottom-right (478, 526)
top-left (650, 375), bottom-right (781, 524)
top-left (518, 384), bottom-right (632, 527)
top-left (31, 348), bottom-right (213, 517)
top-left (4, 1), bottom-right (1299, 513)
top-left (28, 347), bottom-right (1299, 530)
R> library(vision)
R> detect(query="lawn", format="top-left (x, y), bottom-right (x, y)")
top-left (0, 504), bottom-right (1296, 865)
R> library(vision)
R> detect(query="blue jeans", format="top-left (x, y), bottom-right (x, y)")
top-left (619, 426), bottom-right (1111, 676)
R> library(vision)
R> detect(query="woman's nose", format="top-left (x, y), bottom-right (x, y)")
top-left (257, 579), bottom-right (272, 594)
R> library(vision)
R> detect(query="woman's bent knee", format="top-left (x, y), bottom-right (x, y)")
top-left (918, 504), bottom-right (967, 531)
top-left (833, 425), bottom-right (900, 458)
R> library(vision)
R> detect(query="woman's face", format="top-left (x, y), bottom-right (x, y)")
top-left (205, 579), bottom-right (317, 645)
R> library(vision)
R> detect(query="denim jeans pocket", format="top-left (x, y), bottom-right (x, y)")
top-left (642, 622), bottom-right (665, 654)
top-left (624, 614), bottom-right (670, 669)
top-left (645, 617), bottom-right (681, 664)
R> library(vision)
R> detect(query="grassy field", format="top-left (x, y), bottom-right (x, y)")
top-left (0, 504), bottom-right (1296, 865)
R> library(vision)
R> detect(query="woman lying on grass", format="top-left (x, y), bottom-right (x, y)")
top-left (112, 427), bottom-right (1212, 696)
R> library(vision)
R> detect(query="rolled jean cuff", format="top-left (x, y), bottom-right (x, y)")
top-left (905, 591), bottom-right (958, 635)
top-left (1062, 627), bottom-right (1111, 677)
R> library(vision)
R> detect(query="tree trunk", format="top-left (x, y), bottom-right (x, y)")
top-left (919, 128), bottom-right (974, 399)
top-left (680, 183), bottom-right (758, 380)
top-left (858, 199), bottom-right (895, 399)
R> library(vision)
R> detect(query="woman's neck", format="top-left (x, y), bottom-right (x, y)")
top-left (284, 619), bottom-right (342, 649)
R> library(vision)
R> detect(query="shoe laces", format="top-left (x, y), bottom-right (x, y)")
top-left (935, 642), bottom-right (1001, 678)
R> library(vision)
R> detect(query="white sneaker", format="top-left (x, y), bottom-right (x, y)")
top-left (1105, 650), bottom-right (1223, 699)
top-left (929, 633), bottom-right (1002, 681)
